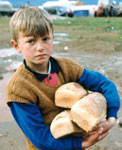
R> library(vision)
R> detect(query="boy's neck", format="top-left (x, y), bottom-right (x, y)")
top-left (25, 60), bottom-right (49, 74)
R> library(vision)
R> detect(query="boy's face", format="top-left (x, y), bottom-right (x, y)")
top-left (11, 31), bottom-right (54, 72)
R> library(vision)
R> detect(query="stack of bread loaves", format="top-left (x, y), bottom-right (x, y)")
top-left (50, 82), bottom-right (107, 139)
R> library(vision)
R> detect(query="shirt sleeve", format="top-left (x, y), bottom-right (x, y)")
top-left (9, 102), bottom-right (82, 150)
top-left (77, 68), bottom-right (121, 119)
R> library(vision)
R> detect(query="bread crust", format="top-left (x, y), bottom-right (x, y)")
top-left (50, 110), bottom-right (82, 139)
top-left (55, 82), bottom-right (88, 108)
top-left (70, 92), bottom-right (107, 132)
top-left (51, 83), bottom-right (107, 138)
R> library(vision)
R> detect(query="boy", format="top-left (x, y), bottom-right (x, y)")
top-left (6, 7), bottom-right (120, 150)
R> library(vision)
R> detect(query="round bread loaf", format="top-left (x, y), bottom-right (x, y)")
top-left (55, 82), bottom-right (88, 108)
top-left (50, 110), bottom-right (82, 139)
top-left (70, 92), bottom-right (107, 132)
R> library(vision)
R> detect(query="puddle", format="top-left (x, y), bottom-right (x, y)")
top-left (115, 141), bottom-right (122, 147)
top-left (53, 41), bottom-right (60, 44)
top-left (0, 32), bottom-right (122, 79)
top-left (0, 48), bottom-right (23, 74)
top-left (5, 62), bottom-right (22, 72)
top-left (0, 32), bottom-right (69, 58)
top-left (0, 32), bottom-right (70, 75)
top-left (54, 32), bottom-right (70, 44)
top-left (54, 33), bottom-right (68, 37)
top-left (53, 53), bottom-right (69, 57)
top-left (0, 48), bottom-right (19, 58)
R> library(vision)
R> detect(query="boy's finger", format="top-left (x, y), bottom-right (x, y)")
top-left (90, 129), bottom-right (101, 141)
top-left (98, 131), bottom-right (109, 141)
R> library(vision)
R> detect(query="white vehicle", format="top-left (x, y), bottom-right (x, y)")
top-left (42, 0), bottom-right (98, 17)
top-left (0, 1), bottom-right (16, 16)
top-left (70, 5), bottom-right (98, 17)
top-left (116, 2), bottom-right (122, 16)
top-left (42, 0), bottom-right (74, 16)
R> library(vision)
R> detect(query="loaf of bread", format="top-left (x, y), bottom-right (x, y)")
top-left (50, 110), bottom-right (82, 139)
top-left (70, 92), bottom-right (107, 132)
top-left (51, 82), bottom-right (107, 139)
top-left (55, 82), bottom-right (88, 108)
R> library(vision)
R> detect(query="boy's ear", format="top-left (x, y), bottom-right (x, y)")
top-left (10, 39), bottom-right (21, 53)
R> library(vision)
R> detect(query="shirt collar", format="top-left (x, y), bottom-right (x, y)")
top-left (24, 57), bottom-right (60, 81)
top-left (48, 60), bottom-right (51, 74)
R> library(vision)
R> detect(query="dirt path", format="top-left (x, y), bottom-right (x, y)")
top-left (0, 49), bottom-right (122, 150)
top-left (0, 73), bottom-right (26, 150)
top-left (0, 15), bottom-right (122, 150)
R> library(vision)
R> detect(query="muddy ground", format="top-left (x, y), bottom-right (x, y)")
top-left (0, 16), bottom-right (122, 150)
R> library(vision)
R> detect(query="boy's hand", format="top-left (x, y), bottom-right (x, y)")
top-left (97, 117), bottom-right (116, 139)
top-left (82, 127), bottom-right (109, 148)
top-left (82, 117), bottom-right (116, 148)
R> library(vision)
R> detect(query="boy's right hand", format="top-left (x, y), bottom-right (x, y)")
top-left (82, 127), bottom-right (109, 148)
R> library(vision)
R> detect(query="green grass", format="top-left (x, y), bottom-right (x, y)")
top-left (0, 16), bottom-right (10, 31)
top-left (54, 17), bottom-right (122, 45)
top-left (0, 16), bottom-right (11, 48)
top-left (0, 16), bottom-right (122, 49)
top-left (54, 17), bottom-right (122, 31)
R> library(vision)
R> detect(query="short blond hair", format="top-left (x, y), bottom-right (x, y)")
top-left (10, 7), bottom-right (53, 42)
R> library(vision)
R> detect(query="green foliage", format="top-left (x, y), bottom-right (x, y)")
top-left (54, 17), bottom-right (122, 31)
top-left (0, 16), bottom-right (122, 49)
top-left (54, 17), bottom-right (122, 44)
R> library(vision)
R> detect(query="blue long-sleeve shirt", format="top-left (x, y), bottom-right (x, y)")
top-left (9, 68), bottom-right (120, 150)
top-left (10, 102), bottom-right (82, 150)
top-left (77, 69), bottom-right (120, 119)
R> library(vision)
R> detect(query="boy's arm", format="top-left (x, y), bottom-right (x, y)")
top-left (77, 68), bottom-right (121, 119)
top-left (9, 102), bottom-right (82, 150)
top-left (77, 68), bottom-right (120, 141)
top-left (9, 102), bottom-right (108, 149)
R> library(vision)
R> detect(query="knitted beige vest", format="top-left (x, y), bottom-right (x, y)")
top-left (6, 57), bottom-right (83, 150)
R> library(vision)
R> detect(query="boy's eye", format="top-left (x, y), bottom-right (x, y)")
top-left (27, 39), bottom-right (35, 44)
top-left (43, 37), bottom-right (50, 41)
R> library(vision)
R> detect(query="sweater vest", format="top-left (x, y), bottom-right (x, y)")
top-left (6, 57), bottom-right (83, 150)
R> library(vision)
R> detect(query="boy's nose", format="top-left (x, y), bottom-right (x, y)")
top-left (37, 41), bottom-right (44, 51)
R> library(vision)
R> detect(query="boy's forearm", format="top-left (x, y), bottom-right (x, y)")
top-left (9, 102), bottom-right (82, 150)
top-left (78, 68), bottom-right (121, 118)
top-left (107, 117), bottom-right (116, 128)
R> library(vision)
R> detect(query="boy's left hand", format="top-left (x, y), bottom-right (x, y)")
top-left (87, 117), bottom-right (116, 141)
top-left (96, 117), bottom-right (116, 140)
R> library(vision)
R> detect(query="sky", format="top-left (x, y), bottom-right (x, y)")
top-left (1, 0), bottom-right (121, 8)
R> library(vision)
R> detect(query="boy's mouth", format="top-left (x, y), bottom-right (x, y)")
top-left (36, 54), bottom-right (47, 58)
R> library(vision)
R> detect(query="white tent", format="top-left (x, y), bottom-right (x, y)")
top-left (42, 0), bottom-right (74, 16)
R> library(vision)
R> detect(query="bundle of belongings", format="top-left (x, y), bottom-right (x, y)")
top-left (50, 82), bottom-right (107, 139)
